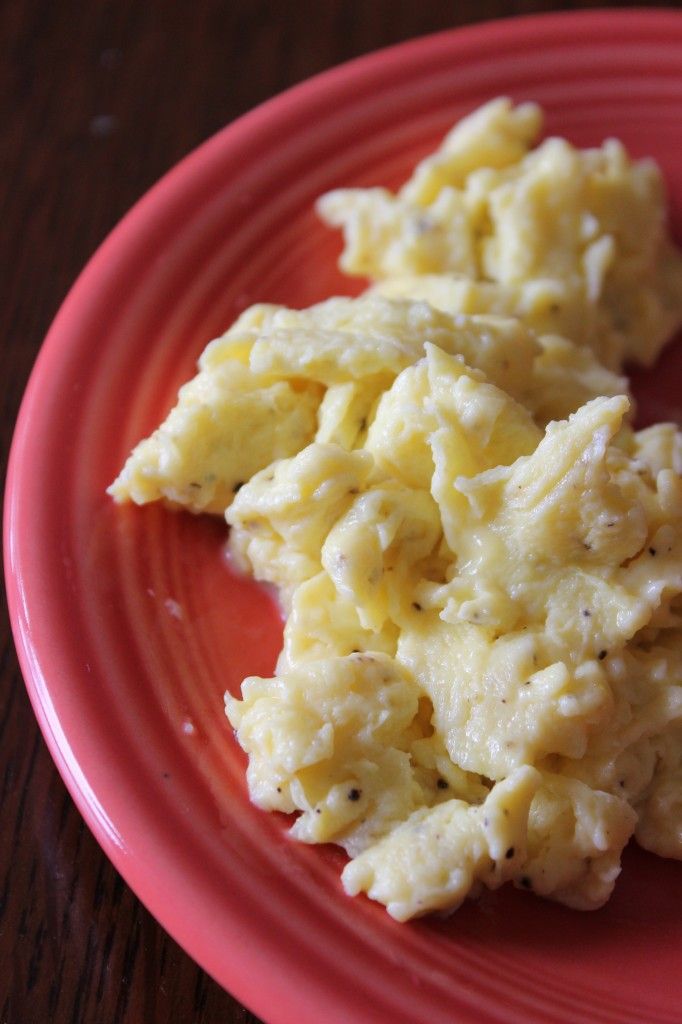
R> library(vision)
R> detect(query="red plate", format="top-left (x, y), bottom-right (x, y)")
top-left (5, 10), bottom-right (682, 1024)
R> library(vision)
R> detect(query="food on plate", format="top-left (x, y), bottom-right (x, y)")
top-left (318, 98), bottom-right (682, 370)
top-left (109, 99), bottom-right (682, 921)
top-left (111, 294), bottom-right (629, 517)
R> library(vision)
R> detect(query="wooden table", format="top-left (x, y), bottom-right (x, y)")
top-left (1, 1), bottom-right (650, 1021)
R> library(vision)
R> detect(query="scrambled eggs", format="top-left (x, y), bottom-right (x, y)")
top-left (319, 98), bottom-right (682, 370)
top-left (110, 99), bottom-right (682, 921)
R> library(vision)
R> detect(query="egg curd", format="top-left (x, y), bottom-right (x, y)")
top-left (110, 100), bottom-right (682, 921)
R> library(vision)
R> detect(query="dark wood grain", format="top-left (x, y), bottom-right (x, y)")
top-left (0, 1), bottom-right (658, 1021)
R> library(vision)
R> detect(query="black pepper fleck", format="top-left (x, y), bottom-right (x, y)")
top-left (412, 601), bottom-right (423, 611)
top-left (436, 778), bottom-right (449, 790)
top-left (582, 609), bottom-right (591, 617)
top-left (649, 547), bottom-right (657, 556)
top-left (598, 650), bottom-right (607, 660)
top-left (348, 788), bottom-right (361, 801)
top-left (505, 847), bottom-right (515, 859)
top-left (520, 876), bottom-right (532, 889)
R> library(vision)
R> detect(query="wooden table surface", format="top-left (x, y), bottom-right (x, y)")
top-left (1, 1), bottom-right (658, 1021)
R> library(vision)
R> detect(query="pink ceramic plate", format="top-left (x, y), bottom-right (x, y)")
top-left (6, 10), bottom-right (682, 1024)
